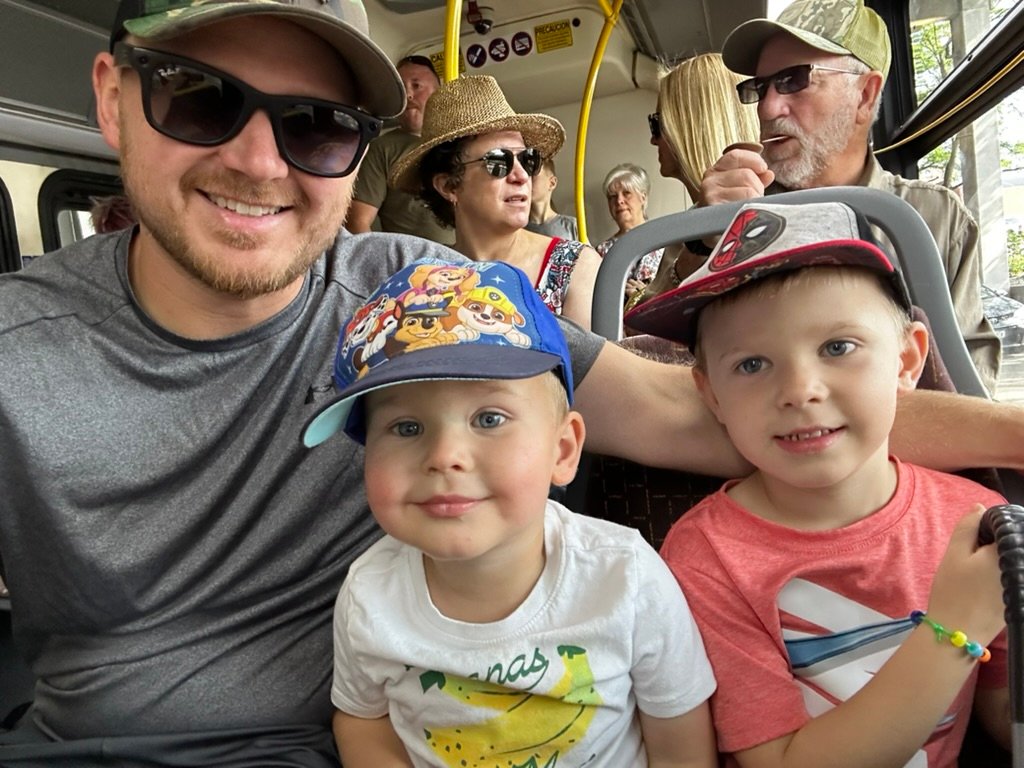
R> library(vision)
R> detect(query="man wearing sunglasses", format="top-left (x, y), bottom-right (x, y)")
top-left (345, 55), bottom-right (455, 245)
top-left (699, 0), bottom-right (1000, 394)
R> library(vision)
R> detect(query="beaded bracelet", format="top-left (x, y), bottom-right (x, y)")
top-left (910, 610), bottom-right (991, 663)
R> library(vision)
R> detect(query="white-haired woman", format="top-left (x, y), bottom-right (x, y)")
top-left (595, 163), bottom-right (664, 308)
top-left (390, 76), bottom-right (601, 329)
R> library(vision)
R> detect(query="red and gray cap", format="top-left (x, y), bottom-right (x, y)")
top-left (111, 0), bottom-right (406, 118)
top-left (624, 201), bottom-right (911, 348)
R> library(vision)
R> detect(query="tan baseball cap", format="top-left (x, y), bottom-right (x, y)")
top-left (723, 0), bottom-right (891, 81)
top-left (111, 0), bottom-right (405, 118)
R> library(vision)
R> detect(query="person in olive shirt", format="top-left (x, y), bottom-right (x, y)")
top-left (345, 55), bottom-right (455, 245)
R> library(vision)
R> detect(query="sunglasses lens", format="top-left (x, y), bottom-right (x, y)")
top-left (736, 79), bottom-right (761, 104)
top-left (648, 113), bottom-right (661, 138)
top-left (279, 104), bottom-right (365, 176)
top-left (774, 65), bottom-right (812, 95)
top-left (147, 65), bottom-right (245, 144)
top-left (740, 65), bottom-right (814, 103)
top-left (482, 150), bottom-right (513, 178)
top-left (520, 148), bottom-right (542, 176)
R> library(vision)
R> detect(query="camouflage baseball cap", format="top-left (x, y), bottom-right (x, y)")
top-left (111, 0), bottom-right (405, 118)
top-left (722, 0), bottom-right (891, 81)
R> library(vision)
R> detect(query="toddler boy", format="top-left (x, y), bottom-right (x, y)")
top-left (626, 201), bottom-right (1009, 767)
top-left (304, 257), bottom-right (718, 767)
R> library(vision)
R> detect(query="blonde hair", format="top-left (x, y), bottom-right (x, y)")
top-left (658, 53), bottom-right (759, 193)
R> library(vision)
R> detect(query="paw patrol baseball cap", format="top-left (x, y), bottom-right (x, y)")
top-left (302, 258), bottom-right (574, 447)
top-left (624, 201), bottom-right (911, 348)
top-left (111, 0), bottom-right (406, 118)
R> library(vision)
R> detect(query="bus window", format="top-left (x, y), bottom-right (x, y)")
top-left (0, 159), bottom-right (54, 263)
top-left (906, 1), bottom-right (1024, 402)
top-left (0, 176), bottom-right (19, 273)
top-left (37, 169), bottom-right (124, 253)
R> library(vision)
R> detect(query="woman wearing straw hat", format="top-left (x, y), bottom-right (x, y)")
top-left (389, 76), bottom-right (601, 329)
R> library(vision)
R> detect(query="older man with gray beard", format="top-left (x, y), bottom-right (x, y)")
top-left (699, 0), bottom-right (1000, 393)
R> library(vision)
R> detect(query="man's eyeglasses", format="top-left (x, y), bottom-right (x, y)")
top-left (461, 147), bottom-right (542, 178)
top-left (113, 43), bottom-right (382, 178)
top-left (736, 63), bottom-right (864, 104)
top-left (647, 112), bottom-right (661, 140)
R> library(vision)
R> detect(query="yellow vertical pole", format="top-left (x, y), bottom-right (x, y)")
top-left (575, 0), bottom-right (624, 244)
top-left (443, 0), bottom-right (462, 81)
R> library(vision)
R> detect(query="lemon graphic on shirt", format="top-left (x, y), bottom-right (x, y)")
top-left (421, 645), bottom-right (602, 768)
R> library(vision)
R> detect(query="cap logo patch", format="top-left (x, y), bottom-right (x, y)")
top-left (709, 208), bottom-right (786, 271)
top-left (338, 264), bottom-right (533, 382)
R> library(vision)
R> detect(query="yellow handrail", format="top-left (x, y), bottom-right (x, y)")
top-left (575, 0), bottom-right (624, 244)
top-left (443, 0), bottom-right (461, 81)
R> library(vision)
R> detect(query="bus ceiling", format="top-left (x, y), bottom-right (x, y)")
top-left (0, 0), bottom-right (768, 129)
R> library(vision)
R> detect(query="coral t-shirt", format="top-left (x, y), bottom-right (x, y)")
top-left (661, 461), bottom-right (1007, 767)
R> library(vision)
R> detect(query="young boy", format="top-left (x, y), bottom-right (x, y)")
top-left (625, 201), bottom-right (1009, 768)
top-left (302, 257), bottom-right (718, 767)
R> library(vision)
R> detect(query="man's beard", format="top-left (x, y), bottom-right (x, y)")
top-left (121, 132), bottom-right (349, 299)
top-left (762, 97), bottom-right (859, 190)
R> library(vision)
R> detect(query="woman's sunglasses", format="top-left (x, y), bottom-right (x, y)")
top-left (113, 43), bottom-right (382, 178)
top-left (735, 63), bottom-right (864, 104)
top-left (461, 147), bottom-right (543, 178)
top-left (647, 112), bottom-right (661, 140)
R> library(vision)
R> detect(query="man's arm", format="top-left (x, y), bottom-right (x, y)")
top-left (345, 200), bottom-right (381, 234)
top-left (573, 342), bottom-right (750, 477)
top-left (892, 389), bottom-right (1024, 471)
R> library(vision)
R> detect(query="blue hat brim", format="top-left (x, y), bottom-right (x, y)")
top-left (302, 345), bottom-right (569, 447)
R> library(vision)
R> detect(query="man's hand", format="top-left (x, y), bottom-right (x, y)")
top-left (699, 147), bottom-right (776, 207)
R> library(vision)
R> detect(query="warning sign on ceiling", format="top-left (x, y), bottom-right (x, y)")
top-left (535, 19), bottom-right (573, 54)
top-left (428, 50), bottom-right (465, 77)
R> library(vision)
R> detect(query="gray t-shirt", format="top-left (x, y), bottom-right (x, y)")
top-left (0, 230), bottom-right (602, 765)
top-left (526, 213), bottom-right (579, 241)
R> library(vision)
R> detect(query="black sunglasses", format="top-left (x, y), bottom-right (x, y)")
top-left (461, 147), bottom-right (543, 178)
top-left (113, 43), bottom-right (381, 178)
top-left (736, 63), bottom-right (864, 104)
top-left (647, 112), bottom-right (661, 140)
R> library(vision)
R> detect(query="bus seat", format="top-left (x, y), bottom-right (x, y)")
top-left (574, 186), bottom-right (1024, 542)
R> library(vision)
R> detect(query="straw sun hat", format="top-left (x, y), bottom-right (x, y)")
top-left (388, 75), bottom-right (565, 193)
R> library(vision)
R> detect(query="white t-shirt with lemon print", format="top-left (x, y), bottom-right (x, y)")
top-left (332, 500), bottom-right (715, 767)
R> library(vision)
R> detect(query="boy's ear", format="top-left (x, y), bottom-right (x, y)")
top-left (897, 319), bottom-right (930, 392)
top-left (692, 366), bottom-right (726, 425)
top-left (550, 410), bottom-right (585, 487)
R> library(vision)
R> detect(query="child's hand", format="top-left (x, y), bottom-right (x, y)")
top-left (926, 504), bottom-right (1005, 646)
